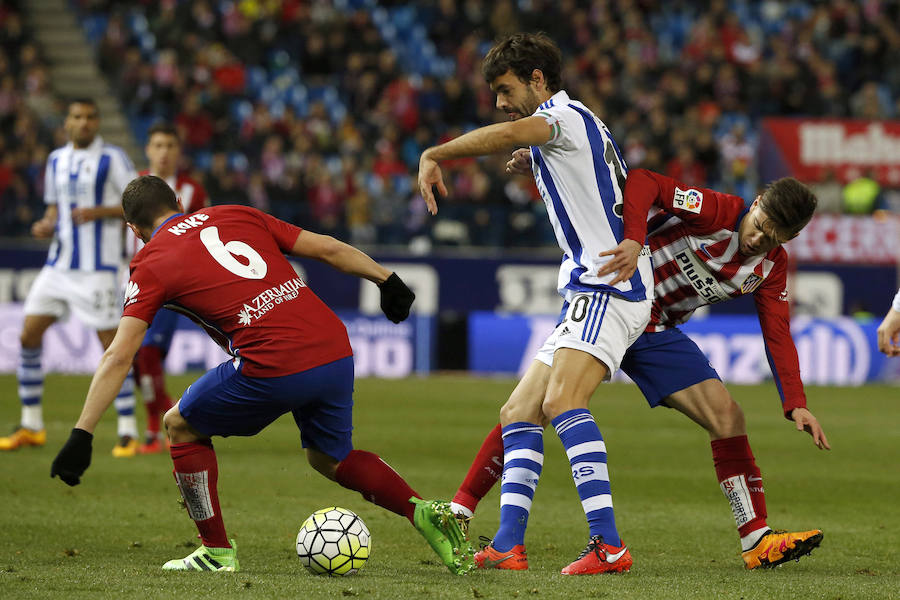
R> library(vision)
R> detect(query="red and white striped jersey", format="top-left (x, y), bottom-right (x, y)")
top-left (623, 169), bottom-right (805, 415)
top-left (127, 171), bottom-right (209, 257)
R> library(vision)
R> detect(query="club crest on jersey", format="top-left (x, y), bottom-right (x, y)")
top-left (124, 280), bottom-right (140, 307)
top-left (673, 187), bottom-right (703, 213)
top-left (741, 274), bottom-right (763, 294)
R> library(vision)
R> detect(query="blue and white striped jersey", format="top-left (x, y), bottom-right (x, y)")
top-left (530, 90), bottom-right (653, 303)
top-left (43, 136), bottom-right (137, 272)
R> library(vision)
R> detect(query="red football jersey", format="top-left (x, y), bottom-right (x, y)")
top-left (623, 169), bottom-right (805, 416)
top-left (123, 205), bottom-right (352, 377)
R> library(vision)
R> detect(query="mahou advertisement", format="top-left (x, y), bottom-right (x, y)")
top-left (760, 118), bottom-right (900, 185)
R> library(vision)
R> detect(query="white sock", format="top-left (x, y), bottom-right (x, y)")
top-left (741, 526), bottom-right (771, 551)
top-left (117, 414), bottom-right (138, 438)
top-left (22, 405), bottom-right (43, 431)
top-left (449, 502), bottom-right (474, 519)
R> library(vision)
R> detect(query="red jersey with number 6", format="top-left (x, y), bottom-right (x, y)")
top-left (122, 205), bottom-right (352, 377)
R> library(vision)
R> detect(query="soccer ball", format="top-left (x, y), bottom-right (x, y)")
top-left (296, 506), bottom-right (371, 576)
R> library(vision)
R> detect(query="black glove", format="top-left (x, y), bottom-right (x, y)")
top-left (379, 273), bottom-right (415, 323)
top-left (51, 428), bottom-right (93, 487)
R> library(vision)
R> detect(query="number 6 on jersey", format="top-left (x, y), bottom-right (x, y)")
top-left (200, 226), bottom-right (268, 280)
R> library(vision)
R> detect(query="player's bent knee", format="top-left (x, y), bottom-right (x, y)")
top-left (163, 405), bottom-right (195, 443)
top-left (500, 393), bottom-right (544, 426)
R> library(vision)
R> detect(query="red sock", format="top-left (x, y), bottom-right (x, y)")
top-left (170, 440), bottom-right (231, 548)
top-left (135, 346), bottom-right (173, 437)
top-left (335, 450), bottom-right (421, 525)
top-left (711, 435), bottom-right (768, 537)
top-left (452, 423), bottom-right (503, 513)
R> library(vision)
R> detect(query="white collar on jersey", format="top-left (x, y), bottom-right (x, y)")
top-left (65, 135), bottom-right (104, 154)
top-left (534, 90), bottom-right (570, 114)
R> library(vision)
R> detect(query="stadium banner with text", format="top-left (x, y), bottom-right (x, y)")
top-left (0, 304), bottom-right (431, 378)
top-left (468, 312), bottom-right (893, 384)
top-left (0, 246), bottom-right (895, 318)
top-left (759, 117), bottom-right (900, 185)
top-left (784, 214), bottom-right (900, 265)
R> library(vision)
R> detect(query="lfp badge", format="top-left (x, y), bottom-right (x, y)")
top-left (673, 187), bottom-right (704, 213)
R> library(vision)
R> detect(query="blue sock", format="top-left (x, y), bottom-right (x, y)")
top-left (18, 347), bottom-right (43, 429)
top-left (492, 422), bottom-right (543, 552)
top-left (114, 369), bottom-right (138, 438)
top-left (114, 369), bottom-right (136, 417)
top-left (552, 408), bottom-right (621, 546)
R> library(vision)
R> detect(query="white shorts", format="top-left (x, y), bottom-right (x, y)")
top-left (23, 266), bottom-right (122, 330)
top-left (535, 292), bottom-right (651, 380)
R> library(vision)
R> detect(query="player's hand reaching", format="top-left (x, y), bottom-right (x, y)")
top-left (71, 207), bottom-right (102, 224)
top-left (597, 239), bottom-right (643, 286)
top-left (505, 148), bottom-right (532, 175)
top-left (31, 218), bottom-right (55, 238)
top-left (51, 428), bottom-right (93, 486)
top-left (418, 152), bottom-right (448, 215)
top-left (876, 308), bottom-right (900, 356)
top-left (791, 407), bottom-right (830, 450)
top-left (379, 273), bottom-right (415, 323)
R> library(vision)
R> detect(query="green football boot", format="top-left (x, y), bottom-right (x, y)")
top-left (162, 538), bottom-right (239, 572)
top-left (411, 498), bottom-right (475, 575)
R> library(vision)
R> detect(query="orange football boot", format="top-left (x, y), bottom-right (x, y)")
top-left (742, 529), bottom-right (823, 569)
top-left (474, 541), bottom-right (529, 570)
top-left (561, 535), bottom-right (632, 575)
top-left (0, 426), bottom-right (46, 450)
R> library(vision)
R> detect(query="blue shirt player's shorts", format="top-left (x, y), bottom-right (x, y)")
top-left (620, 328), bottom-right (721, 408)
top-left (178, 356), bottom-right (355, 461)
top-left (141, 309), bottom-right (180, 353)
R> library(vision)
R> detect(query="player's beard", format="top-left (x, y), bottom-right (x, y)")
top-left (515, 87), bottom-right (541, 120)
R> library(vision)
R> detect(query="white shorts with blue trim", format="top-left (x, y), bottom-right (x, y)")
top-left (23, 266), bottom-right (122, 330)
top-left (535, 292), bottom-right (651, 380)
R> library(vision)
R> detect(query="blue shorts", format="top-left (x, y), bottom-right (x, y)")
top-left (141, 309), bottom-right (179, 353)
top-left (178, 356), bottom-right (355, 461)
top-left (620, 328), bottom-right (720, 408)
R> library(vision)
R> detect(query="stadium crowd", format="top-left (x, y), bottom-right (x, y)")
top-left (0, 1), bottom-right (64, 237)
top-left (1, 0), bottom-right (899, 243)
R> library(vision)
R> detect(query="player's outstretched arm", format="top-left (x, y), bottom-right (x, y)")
top-left (51, 316), bottom-right (147, 486)
top-left (71, 205), bottom-right (125, 224)
top-left (419, 117), bottom-right (552, 215)
top-left (790, 407), bottom-right (830, 450)
top-left (876, 296), bottom-right (900, 356)
top-left (291, 230), bottom-right (391, 284)
top-left (290, 230), bottom-right (414, 323)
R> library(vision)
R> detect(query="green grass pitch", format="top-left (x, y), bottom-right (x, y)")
top-left (1, 374), bottom-right (898, 599)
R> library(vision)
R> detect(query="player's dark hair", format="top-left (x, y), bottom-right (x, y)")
top-left (122, 175), bottom-right (180, 230)
top-left (482, 32), bottom-right (562, 93)
top-left (147, 121), bottom-right (179, 140)
top-left (67, 97), bottom-right (97, 112)
top-left (760, 177), bottom-right (817, 238)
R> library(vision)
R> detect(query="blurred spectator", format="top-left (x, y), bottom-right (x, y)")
top-left (810, 170), bottom-right (844, 214)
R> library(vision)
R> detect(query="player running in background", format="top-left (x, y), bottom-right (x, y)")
top-left (0, 98), bottom-right (139, 456)
top-left (876, 289), bottom-right (900, 356)
top-left (451, 165), bottom-right (828, 570)
top-left (49, 175), bottom-right (475, 575)
top-left (131, 122), bottom-right (209, 454)
top-left (418, 33), bottom-right (654, 575)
